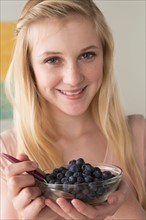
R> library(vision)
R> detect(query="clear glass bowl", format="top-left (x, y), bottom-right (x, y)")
top-left (37, 164), bottom-right (122, 205)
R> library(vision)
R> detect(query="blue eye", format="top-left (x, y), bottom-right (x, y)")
top-left (46, 57), bottom-right (59, 64)
top-left (81, 52), bottom-right (96, 60)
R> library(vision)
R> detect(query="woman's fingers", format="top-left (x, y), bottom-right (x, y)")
top-left (45, 199), bottom-right (72, 219)
top-left (5, 160), bottom-right (38, 178)
top-left (46, 183), bottom-right (128, 220)
top-left (21, 196), bottom-right (46, 219)
top-left (71, 199), bottom-right (105, 219)
top-left (17, 154), bottom-right (30, 161)
top-left (46, 198), bottom-right (86, 220)
top-left (108, 180), bottom-right (130, 203)
top-left (17, 154), bottom-right (46, 177)
top-left (75, 180), bottom-right (128, 219)
top-left (13, 186), bottom-right (42, 210)
top-left (71, 198), bottom-right (124, 219)
top-left (59, 183), bottom-right (128, 220)
top-left (56, 198), bottom-right (87, 219)
top-left (7, 174), bottom-right (35, 197)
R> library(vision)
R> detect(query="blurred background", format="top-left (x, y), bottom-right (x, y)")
top-left (0, 0), bottom-right (145, 132)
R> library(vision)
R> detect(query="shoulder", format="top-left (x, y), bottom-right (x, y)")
top-left (0, 129), bottom-right (17, 180)
top-left (127, 114), bottom-right (145, 129)
top-left (127, 114), bottom-right (145, 145)
top-left (0, 128), bottom-right (17, 155)
top-left (127, 114), bottom-right (145, 179)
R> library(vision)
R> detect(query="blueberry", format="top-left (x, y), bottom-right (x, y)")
top-left (94, 167), bottom-right (102, 172)
top-left (76, 158), bottom-right (85, 166)
top-left (44, 158), bottom-right (116, 204)
top-left (53, 168), bottom-right (60, 175)
top-left (59, 166), bottom-right (67, 172)
top-left (87, 191), bottom-right (97, 199)
top-left (82, 187), bottom-right (90, 195)
top-left (96, 187), bottom-right (106, 196)
top-left (68, 164), bottom-right (77, 172)
top-left (63, 180), bottom-right (69, 184)
top-left (89, 182), bottom-right (98, 191)
top-left (61, 168), bottom-right (67, 174)
top-left (73, 185), bottom-right (81, 194)
top-left (102, 171), bottom-right (113, 180)
top-left (82, 170), bottom-right (92, 176)
top-left (63, 184), bottom-right (70, 192)
top-left (61, 177), bottom-right (68, 183)
top-left (73, 172), bottom-right (83, 178)
top-left (49, 179), bottom-right (56, 184)
top-left (55, 180), bottom-right (61, 184)
top-left (76, 193), bottom-right (86, 200)
top-left (77, 176), bottom-right (84, 183)
top-left (45, 174), bottom-right (51, 182)
top-left (57, 173), bottom-right (64, 180)
top-left (65, 170), bottom-right (73, 178)
top-left (84, 175), bottom-right (94, 183)
top-left (45, 173), bottom-right (56, 183)
top-left (93, 169), bottom-right (102, 179)
top-left (68, 176), bottom-right (77, 184)
top-left (75, 164), bottom-right (82, 172)
top-left (82, 163), bottom-right (94, 172)
top-left (69, 159), bottom-right (76, 166)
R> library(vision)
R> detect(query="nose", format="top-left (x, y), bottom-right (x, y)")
top-left (63, 62), bottom-right (84, 86)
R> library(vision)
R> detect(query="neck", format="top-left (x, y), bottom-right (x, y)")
top-left (48, 107), bottom-right (96, 139)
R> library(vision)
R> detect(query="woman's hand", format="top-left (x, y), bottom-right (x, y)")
top-left (45, 180), bottom-right (130, 220)
top-left (4, 154), bottom-right (66, 220)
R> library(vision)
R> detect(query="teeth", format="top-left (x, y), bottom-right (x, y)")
top-left (60, 89), bottom-right (83, 96)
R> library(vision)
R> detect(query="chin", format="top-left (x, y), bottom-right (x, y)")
top-left (62, 106), bottom-right (89, 116)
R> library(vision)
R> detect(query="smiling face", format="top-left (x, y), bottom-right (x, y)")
top-left (29, 15), bottom-right (103, 116)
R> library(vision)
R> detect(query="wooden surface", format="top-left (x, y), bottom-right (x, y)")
top-left (0, 22), bottom-right (16, 81)
top-left (0, 22), bottom-right (15, 119)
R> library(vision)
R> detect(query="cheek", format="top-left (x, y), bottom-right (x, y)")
top-left (32, 61), bottom-right (60, 90)
top-left (35, 72), bottom-right (59, 90)
top-left (87, 63), bottom-right (103, 82)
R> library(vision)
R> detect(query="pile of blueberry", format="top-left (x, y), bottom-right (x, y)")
top-left (45, 158), bottom-right (116, 202)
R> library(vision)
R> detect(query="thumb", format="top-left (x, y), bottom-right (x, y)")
top-left (107, 180), bottom-right (129, 205)
top-left (17, 153), bottom-right (30, 161)
top-left (17, 154), bottom-right (45, 175)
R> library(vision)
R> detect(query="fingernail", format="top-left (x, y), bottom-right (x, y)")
top-left (45, 199), bottom-right (52, 206)
top-left (56, 198), bottom-right (67, 208)
top-left (109, 196), bottom-right (117, 204)
top-left (31, 162), bottom-right (38, 168)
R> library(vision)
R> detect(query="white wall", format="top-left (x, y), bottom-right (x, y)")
top-left (96, 1), bottom-right (145, 116)
top-left (1, 0), bottom-right (25, 21)
top-left (1, 0), bottom-right (145, 116)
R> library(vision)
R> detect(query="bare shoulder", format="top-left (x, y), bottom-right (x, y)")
top-left (127, 114), bottom-right (145, 125)
top-left (0, 129), bottom-right (19, 219)
top-left (0, 128), bottom-right (16, 142)
top-left (127, 114), bottom-right (145, 134)
top-left (0, 128), bottom-right (17, 156)
top-left (127, 115), bottom-right (146, 179)
top-left (127, 114), bottom-right (145, 143)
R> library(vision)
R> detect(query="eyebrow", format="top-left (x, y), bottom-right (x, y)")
top-left (81, 45), bottom-right (100, 52)
top-left (38, 45), bottom-right (100, 58)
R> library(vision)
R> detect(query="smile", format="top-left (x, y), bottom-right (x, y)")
top-left (57, 86), bottom-right (87, 96)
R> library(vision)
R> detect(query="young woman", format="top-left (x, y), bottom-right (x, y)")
top-left (0, 0), bottom-right (145, 219)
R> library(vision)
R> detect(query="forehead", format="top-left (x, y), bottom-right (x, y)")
top-left (28, 15), bottom-right (101, 54)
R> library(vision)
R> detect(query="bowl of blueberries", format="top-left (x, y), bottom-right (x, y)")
top-left (38, 158), bottom-right (122, 205)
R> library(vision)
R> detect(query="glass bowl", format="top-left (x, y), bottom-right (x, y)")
top-left (37, 164), bottom-right (122, 205)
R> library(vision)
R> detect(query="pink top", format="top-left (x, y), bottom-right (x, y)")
top-left (0, 114), bottom-right (145, 219)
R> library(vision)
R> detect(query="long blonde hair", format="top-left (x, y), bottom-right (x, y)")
top-left (5, 0), bottom-right (145, 208)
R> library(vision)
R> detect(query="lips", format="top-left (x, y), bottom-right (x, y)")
top-left (57, 86), bottom-right (87, 96)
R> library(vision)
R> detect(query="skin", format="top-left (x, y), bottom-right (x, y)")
top-left (3, 15), bottom-right (146, 220)
top-left (30, 15), bottom-right (103, 117)
top-left (5, 154), bottom-right (129, 220)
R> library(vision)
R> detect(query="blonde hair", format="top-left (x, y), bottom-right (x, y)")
top-left (5, 0), bottom-right (145, 208)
